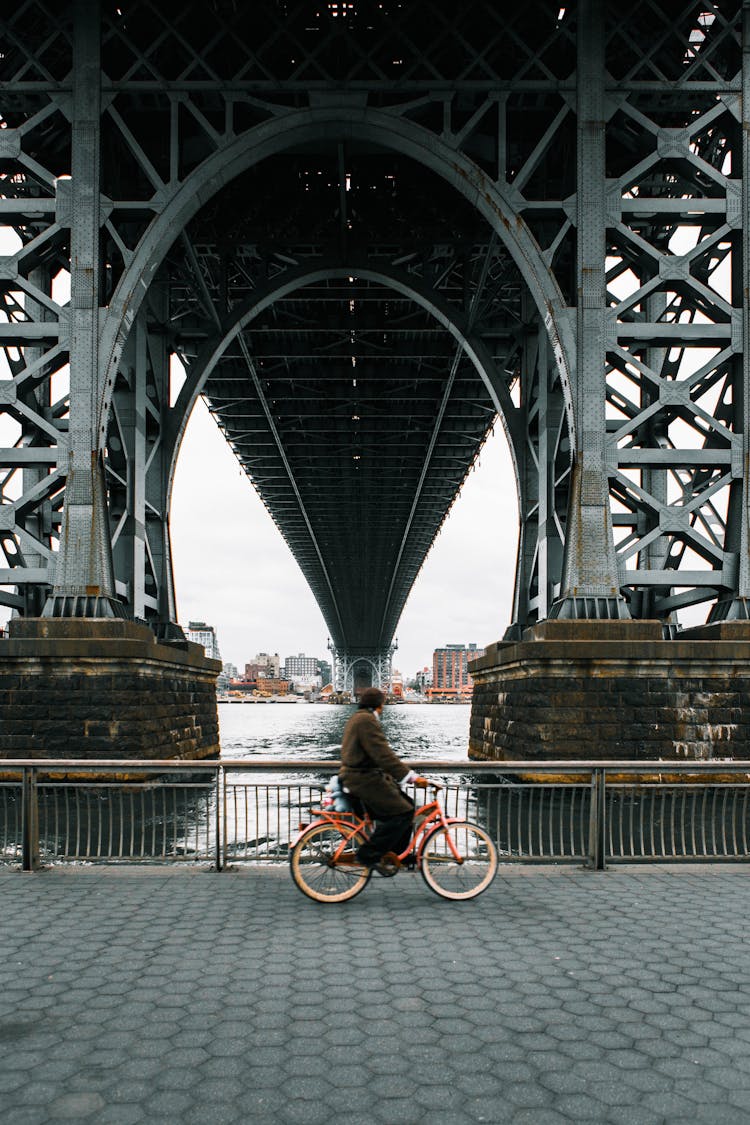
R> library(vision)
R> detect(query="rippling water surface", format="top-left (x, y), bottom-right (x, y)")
top-left (216, 702), bottom-right (476, 857)
top-left (218, 701), bottom-right (472, 766)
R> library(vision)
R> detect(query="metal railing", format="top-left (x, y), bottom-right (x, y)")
top-left (3, 758), bottom-right (750, 870)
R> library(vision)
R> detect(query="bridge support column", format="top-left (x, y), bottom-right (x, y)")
top-left (508, 312), bottom-right (568, 637)
top-left (0, 619), bottom-right (220, 761)
top-left (469, 621), bottom-right (750, 763)
top-left (550, 0), bottom-right (628, 622)
top-left (42, 0), bottom-right (120, 621)
top-left (709, 4), bottom-right (750, 625)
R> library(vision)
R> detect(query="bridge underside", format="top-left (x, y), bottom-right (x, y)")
top-left (3, 2), bottom-right (750, 761)
top-left (172, 152), bottom-right (518, 655)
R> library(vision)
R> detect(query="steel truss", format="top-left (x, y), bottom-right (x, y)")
top-left (0, 1), bottom-right (747, 653)
top-left (328, 641), bottom-right (397, 695)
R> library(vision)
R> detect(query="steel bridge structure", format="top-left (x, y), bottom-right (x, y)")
top-left (1, 0), bottom-right (749, 694)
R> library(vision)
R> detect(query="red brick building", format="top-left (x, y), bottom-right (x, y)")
top-left (428, 643), bottom-right (483, 699)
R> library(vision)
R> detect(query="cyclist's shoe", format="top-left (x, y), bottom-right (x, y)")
top-left (336, 851), bottom-right (366, 866)
top-left (372, 851), bottom-right (401, 877)
top-left (353, 850), bottom-right (401, 877)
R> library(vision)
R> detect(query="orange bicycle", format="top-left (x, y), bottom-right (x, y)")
top-left (289, 783), bottom-right (498, 903)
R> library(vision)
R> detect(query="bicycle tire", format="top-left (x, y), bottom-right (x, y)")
top-left (290, 822), bottom-right (372, 903)
top-left (420, 821), bottom-right (497, 900)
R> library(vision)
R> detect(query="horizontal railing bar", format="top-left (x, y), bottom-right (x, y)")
top-left (36, 781), bottom-right (215, 789)
top-left (3, 759), bottom-right (750, 773)
top-left (5, 763), bottom-right (750, 870)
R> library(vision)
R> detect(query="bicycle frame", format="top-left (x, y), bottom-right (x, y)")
top-left (294, 789), bottom-right (466, 868)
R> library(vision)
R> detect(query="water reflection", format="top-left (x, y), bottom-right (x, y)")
top-left (219, 701), bottom-right (473, 769)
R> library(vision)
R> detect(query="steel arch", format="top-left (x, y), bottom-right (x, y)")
top-left (98, 105), bottom-right (575, 450)
top-left (163, 259), bottom-right (534, 651)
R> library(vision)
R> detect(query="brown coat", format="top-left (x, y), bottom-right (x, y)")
top-left (339, 708), bottom-right (413, 817)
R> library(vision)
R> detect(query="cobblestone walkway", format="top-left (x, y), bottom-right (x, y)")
top-left (1, 864), bottom-right (750, 1123)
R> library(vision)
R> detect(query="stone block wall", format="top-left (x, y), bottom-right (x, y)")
top-left (0, 619), bottom-right (221, 761)
top-left (469, 620), bottom-right (750, 763)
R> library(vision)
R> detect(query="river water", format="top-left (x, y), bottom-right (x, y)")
top-left (215, 701), bottom-right (479, 860)
top-left (218, 700), bottom-right (472, 766)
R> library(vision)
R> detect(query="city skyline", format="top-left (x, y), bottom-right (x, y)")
top-left (170, 395), bottom-right (518, 676)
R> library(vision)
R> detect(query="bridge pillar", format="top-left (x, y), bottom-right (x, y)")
top-left (469, 621), bottom-right (750, 763)
top-left (0, 619), bottom-right (220, 762)
top-left (550, 0), bottom-right (628, 623)
top-left (709, 4), bottom-right (750, 627)
top-left (41, 0), bottom-right (120, 621)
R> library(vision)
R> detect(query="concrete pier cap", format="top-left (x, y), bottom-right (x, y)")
top-left (0, 618), bottom-right (221, 762)
top-left (468, 619), bottom-right (750, 765)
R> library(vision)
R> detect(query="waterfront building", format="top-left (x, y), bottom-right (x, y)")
top-left (256, 676), bottom-right (290, 696)
top-left (223, 662), bottom-right (238, 680)
top-left (289, 673), bottom-right (323, 693)
top-left (251, 652), bottom-right (281, 677)
top-left (415, 666), bottom-right (433, 693)
top-left (228, 676), bottom-right (291, 696)
top-left (185, 621), bottom-right (222, 662)
top-left (429, 643), bottom-right (482, 700)
top-left (283, 653), bottom-right (323, 693)
top-left (284, 653), bottom-right (320, 679)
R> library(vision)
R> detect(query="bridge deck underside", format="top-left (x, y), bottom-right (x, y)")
top-left (194, 280), bottom-right (499, 652)
top-left (169, 153), bottom-right (522, 652)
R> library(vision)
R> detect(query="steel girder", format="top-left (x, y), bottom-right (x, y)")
top-left (0, 1), bottom-right (747, 647)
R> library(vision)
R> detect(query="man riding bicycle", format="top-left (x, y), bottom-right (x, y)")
top-left (339, 687), bottom-right (428, 872)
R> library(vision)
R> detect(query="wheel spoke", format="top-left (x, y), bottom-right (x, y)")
top-left (290, 823), bottom-right (371, 902)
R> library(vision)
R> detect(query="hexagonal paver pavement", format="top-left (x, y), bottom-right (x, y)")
top-left (2, 863), bottom-right (750, 1122)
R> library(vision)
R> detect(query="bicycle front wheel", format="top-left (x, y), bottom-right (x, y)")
top-left (420, 821), bottom-right (497, 900)
top-left (290, 823), bottom-right (371, 903)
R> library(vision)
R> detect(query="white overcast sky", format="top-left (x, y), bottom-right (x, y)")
top-left (170, 397), bottom-right (518, 676)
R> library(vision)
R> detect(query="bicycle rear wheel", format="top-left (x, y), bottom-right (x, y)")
top-left (290, 823), bottom-right (371, 903)
top-left (420, 821), bottom-right (497, 900)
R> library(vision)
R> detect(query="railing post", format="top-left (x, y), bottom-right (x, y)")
top-left (586, 767), bottom-right (607, 870)
top-left (21, 766), bottom-right (40, 872)
top-left (215, 765), bottom-right (223, 872)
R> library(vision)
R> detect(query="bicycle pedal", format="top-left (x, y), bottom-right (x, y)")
top-left (373, 853), bottom-right (401, 877)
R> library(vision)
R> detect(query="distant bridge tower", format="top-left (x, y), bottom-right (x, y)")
top-left (329, 642), bottom-right (397, 696)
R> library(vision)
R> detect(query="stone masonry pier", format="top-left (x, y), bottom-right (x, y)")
top-left (0, 619), bottom-right (220, 761)
top-left (469, 621), bottom-right (750, 763)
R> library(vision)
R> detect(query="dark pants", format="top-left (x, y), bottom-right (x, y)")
top-left (339, 770), bottom-right (415, 864)
top-left (356, 809), bottom-right (414, 864)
